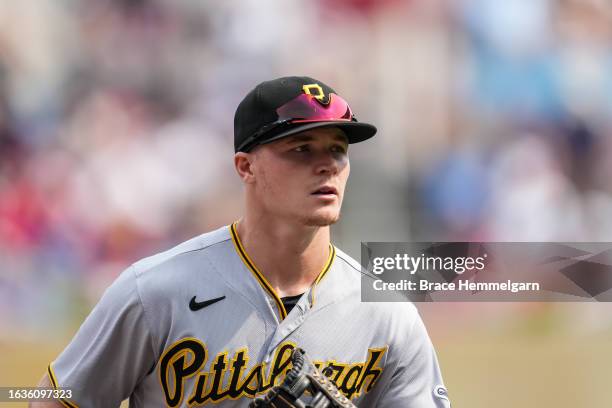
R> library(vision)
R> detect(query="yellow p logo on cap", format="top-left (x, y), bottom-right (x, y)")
top-left (302, 84), bottom-right (325, 101)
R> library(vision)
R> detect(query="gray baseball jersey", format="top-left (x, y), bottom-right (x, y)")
top-left (49, 223), bottom-right (451, 407)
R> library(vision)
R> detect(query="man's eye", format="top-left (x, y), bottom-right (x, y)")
top-left (332, 145), bottom-right (347, 154)
top-left (293, 145), bottom-right (309, 152)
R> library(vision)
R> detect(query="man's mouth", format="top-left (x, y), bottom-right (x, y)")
top-left (311, 186), bottom-right (338, 196)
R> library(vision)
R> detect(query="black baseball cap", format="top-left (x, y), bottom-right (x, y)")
top-left (234, 76), bottom-right (377, 152)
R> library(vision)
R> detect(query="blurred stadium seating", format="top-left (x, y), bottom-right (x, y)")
top-left (1, 1), bottom-right (612, 406)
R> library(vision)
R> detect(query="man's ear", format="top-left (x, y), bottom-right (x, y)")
top-left (234, 152), bottom-right (256, 183)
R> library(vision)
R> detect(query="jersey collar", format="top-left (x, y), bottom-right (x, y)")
top-left (229, 221), bottom-right (335, 321)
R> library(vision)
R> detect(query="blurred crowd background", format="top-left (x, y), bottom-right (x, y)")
top-left (1, 0), bottom-right (612, 406)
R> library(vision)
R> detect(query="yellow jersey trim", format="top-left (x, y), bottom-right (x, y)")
top-left (230, 222), bottom-right (288, 319)
top-left (229, 222), bottom-right (336, 319)
top-left (311, 244), bottom-right (335, 306)
top-left (47, 363), bottom-right (80, 408)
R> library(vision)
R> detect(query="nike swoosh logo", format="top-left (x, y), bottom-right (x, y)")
top-left (189, 295), bottom-right (226, 311)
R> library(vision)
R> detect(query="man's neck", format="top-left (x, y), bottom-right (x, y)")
top-left (235, 216), bottom-right (332, 298)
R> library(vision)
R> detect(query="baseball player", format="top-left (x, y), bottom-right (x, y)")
top-left (32, 76), bottom-right (451, 407)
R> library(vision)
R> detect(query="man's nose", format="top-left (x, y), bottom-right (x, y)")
top-left (314, 151), bottom-right (342, 175)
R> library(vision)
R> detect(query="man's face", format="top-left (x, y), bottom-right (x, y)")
top-left (245, 127), bottom-right (350, 227)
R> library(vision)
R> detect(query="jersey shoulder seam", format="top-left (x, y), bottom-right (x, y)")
top-left (173, 237), bottom-right (232, 257)
top-left (133, 236), bottom-right (232, 277)
top-left (335, 251), bottom-right (379, 282)
top-left (129, 265), bottom-right (158, 365)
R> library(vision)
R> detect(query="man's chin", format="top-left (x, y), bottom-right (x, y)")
top-left (300, 211), bottom-right (341, 227)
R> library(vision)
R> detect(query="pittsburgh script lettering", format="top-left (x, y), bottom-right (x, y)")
top-left (158, 339), bottom-right (386, 406)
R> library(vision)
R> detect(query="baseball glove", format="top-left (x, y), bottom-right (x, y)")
top-left (250, 348), bottom-right (357, 408)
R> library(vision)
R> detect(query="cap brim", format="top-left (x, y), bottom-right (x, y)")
top-left (260, 121), bottom-right (377, 146)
